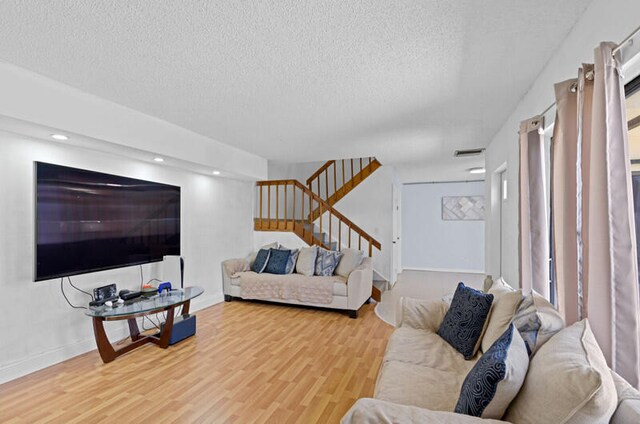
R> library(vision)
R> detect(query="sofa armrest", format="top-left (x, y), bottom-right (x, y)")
top-left (341, 398), bottom-right (508, 424)
top-left (398, 297), bottom-right (449, 332)
top-left (347, 257), bottom-right (373, 310)
top-left (611, 370), bottom-right (640, 424)
top-left (221, 258), bottom-right (248, 294)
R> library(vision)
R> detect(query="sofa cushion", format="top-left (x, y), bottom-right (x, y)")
top-left (375, 360), bottom-right (467, 412)
top-left (251, 248), bottom-right (271, 273)
top-left (488, 277), bottom-right (517, 297)
top-left (230, 272), bottom-right (348, 296)
top-left (335, 248), bottom-right (363, 278)
top-left (504, 319), bottom-right (617, 424)
top-left (284, 249), bottom-right (299, 274)
top-left (315, 248), bottom-right (343, 276)
top-left (263, 248), bottom-right (290, 274)
top-left (513, 291), bottom-right (564, 355)
top-left (383, 327), bottom-right (476, 376)
top-left (342, 398), bottom-right (507, 424)
top-left (437, 283), bottom-right (494, 360)
top-left (248, 242), bottom-right (278, 266)
top-left (296, 246), bottom-right (318, 276)
top-left (481, 289), bottom-right (523, 352)
top-left (455, 324), bottom-right (529, 419)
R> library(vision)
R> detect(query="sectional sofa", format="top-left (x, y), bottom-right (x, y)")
top-left (342, 280), bottom-right (640, 423)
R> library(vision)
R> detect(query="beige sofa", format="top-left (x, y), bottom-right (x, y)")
top-left (342, 296), bottom-right (640, 423)
top-left (221, 256), bottom-right (373, 318)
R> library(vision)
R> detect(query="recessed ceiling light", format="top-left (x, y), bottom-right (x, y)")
top-left (212, 170), bottom-right (221, 175)
top-left (50, 134), bottom-right (69, 141)
top-left (469, 167), bottom-right (486, 174)
top-left (154, 157), bottom-right (164, 162)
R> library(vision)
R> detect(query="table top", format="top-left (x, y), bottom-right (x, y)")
top-left (85, 286), bottom-right (204, 320)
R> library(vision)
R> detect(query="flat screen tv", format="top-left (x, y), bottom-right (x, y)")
top-left (35, 162), bottom-right (181, 281)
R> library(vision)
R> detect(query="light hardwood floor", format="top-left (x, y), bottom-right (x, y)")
top-left (0, 300), bottom-right (393, 424)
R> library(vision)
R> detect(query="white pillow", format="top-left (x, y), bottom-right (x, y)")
top-left (455, 324), bottom-right (529, 419)
top-left (334, 248), bottom-right (363, 277)
top-left (295, 246), bottom-right (318, 276)
top-left (504, 320), bottom-right (617, 424)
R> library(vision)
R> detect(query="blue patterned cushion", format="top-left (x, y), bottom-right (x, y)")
top-left (263, 248), bottom-right (290, 274)
top-left (314, 248), bottom-right (343, 276)
top-left (251, 249), bottom-right (271, 273)
top-left (437, 282), bottom-right (493, 359)
top-left (284, 249), bottom-right (299, 274)
top-left (455, 324), bottom-right (529, 418)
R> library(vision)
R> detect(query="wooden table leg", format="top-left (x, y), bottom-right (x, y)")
top-left (182, 299), bottom-right (191, 315)
top-left (92, 317), bottom-right (116, 363)
top-left (128, 318), bottom-right (141, 341)
top-left (158, 306), bottom-right (175, 348)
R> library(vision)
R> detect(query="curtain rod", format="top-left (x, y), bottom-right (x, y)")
top-left (538, 24), bottom-right (640, 118)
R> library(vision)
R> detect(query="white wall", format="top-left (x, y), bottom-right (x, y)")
top-left (484, 0), bottom-right (640, 286)
top-left (331, 166), bottom-right (396, 281)
top-left (0, 133), bottom-right (254, 384)
top-left (402, 182), bottom-right (485, 273)
top-left (0, 62), bottom-right (267, 181)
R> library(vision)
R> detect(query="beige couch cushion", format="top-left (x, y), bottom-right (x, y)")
top-left (611, 370), bottom-right (640, 424)
top-left (335, 248), bottom-right (364, 278)
top-left (230, 272), bottom-right (347, 296)
top-left (296, 246), bottom-right (318, 276)
top-left (513, 290), bottom-right (564, 355)
top-left (504, 319), bottom-right (617, 424)
top-left (341, 398), bottom-right (506, 424)
top-left (383, 327), bottom-right (477, 375)
top-left (375, 360), bottom-right (468, 412)
top-left (481, 290), bottom-right (523, 352)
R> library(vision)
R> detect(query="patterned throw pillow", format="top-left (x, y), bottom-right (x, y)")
top-left (437, 282), bottom-right (494, 360)
top-left (513, 291), bottom-right (564, 356)
top-left (251, 248), bottom-right (271, 273)
top-left (314, 248), bottom-right (343, 276)
top-left (263, 248), bottom-right (290, 274)
top-left (284, 249), bottom-right (299, 274)
top-left (455, 324), bottom-right (529, 418)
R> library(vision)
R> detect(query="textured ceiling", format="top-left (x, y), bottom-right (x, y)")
top-left (0, 1), bottom-right (591, 179)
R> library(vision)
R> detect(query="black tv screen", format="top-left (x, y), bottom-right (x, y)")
top-left (35, 162), bottom-right (181, 281)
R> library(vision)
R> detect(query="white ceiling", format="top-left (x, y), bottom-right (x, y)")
top-left (0, 1), bottom-right (591, 181)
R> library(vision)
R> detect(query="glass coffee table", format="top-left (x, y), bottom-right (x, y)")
top-left (85, 286), bottom-right (204, 363)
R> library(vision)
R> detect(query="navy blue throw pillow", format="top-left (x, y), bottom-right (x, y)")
top-left (437, 282), bottom-right (493, 359)
top-left (455, 324), bottom-right (514, 417)
top-left (263, 248), bottom-right (290, 274)
top-left (251, 249), bottom-right (271, 273)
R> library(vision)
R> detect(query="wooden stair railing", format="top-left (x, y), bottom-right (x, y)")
top-left (305, 157), bottom-right (381, 222)
top-left (254, 179), bottom-right (381, 257)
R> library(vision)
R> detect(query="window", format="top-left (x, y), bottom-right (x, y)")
top-left (626, 75), bottom-right (640, 278)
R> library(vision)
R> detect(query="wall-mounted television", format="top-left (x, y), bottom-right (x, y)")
top-left (35, 162), bottom-right (181, 281)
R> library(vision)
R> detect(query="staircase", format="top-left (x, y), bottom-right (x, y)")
top-left (306, 157), bottom-right (381, 221)
top-left (254, 157), bottom-right (384, 300)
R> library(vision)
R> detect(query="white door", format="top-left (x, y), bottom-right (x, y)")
top-left (391, 183), bottom-right (402, 286)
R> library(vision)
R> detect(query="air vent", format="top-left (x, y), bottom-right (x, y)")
top-left (454, 148), bottom-right (485, 158)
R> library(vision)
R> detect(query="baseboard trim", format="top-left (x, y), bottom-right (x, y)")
top-left (0, 290), bottom-right (225, 385)
top-left (402, 267), bottom-right (485, 274)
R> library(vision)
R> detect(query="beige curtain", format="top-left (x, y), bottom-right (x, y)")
top-left (551, 42), bottom-right (640, 387)
top-left (519, 116), bottom-right (550, 299)
top-left (585, 42), bottom-right (640, 387)
top-left (551, 77), bottom-right (580, 324)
